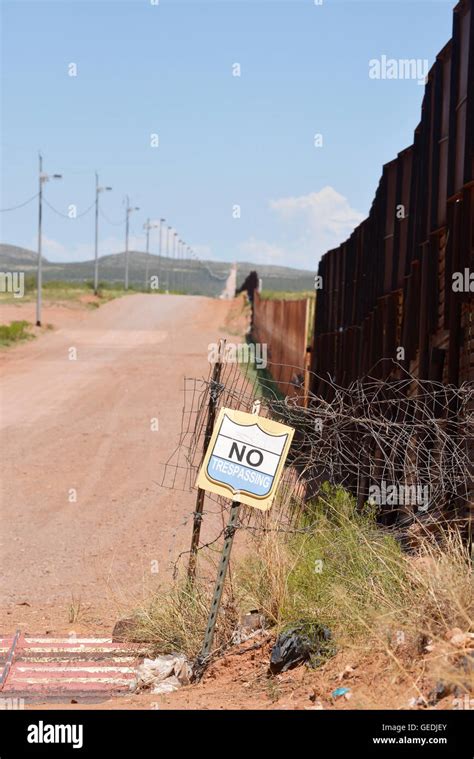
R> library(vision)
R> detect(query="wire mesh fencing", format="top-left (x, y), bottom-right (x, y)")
top-left (161, 353), bottom-right (474, 573)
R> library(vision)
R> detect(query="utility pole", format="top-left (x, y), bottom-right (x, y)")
top-left (179, 239), bottom-right (184, 293)
top-left (173, 231), bottom-right (178, 292)
top-left (36, 153), bottom-right (62, 327)
top-left (36, 154), bottom-right (43, 327)
top-left (124, 196), bottom-right (139, 290)
top-left (186, 245), bottom-right (191, 292)
top-left (158, 218), bottom-right (165, 284)
top-left (93, 173), bottom-right (112, 296)
top-left (166, 225), bottom-right (171, 290)
top-left (176, 238), bottom-right (181, 290)
top-left (144, 217), bottom-right (151, 291)
top-left (143, 218), bottom-right (159, 291)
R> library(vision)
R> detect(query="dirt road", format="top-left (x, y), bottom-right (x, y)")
top-left (0, 294), bottom-right (244, 634)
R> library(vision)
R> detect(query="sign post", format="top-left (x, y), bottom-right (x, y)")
top-left (187, 339), bottom-right (225, 583)
top-left (195, 499), bottom-right (241, 669)
top-left (193, 407), bottom-right (294, 678)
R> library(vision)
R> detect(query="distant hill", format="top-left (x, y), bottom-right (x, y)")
top-left (0, 245), bottom-right (47, 266)
top-left (0, 244), bottom-right (315, 297)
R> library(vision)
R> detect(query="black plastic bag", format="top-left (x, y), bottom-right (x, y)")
top-left (269, 622), bottom-right (334, 674)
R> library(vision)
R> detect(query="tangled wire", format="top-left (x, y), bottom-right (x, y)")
top-left (162, 358), bottom-right (473, 541)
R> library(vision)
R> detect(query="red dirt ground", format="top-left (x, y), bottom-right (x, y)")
top-left (1, 294), bottom-right (466, 711)
top-left (0, 293), bottom-right (247, 637)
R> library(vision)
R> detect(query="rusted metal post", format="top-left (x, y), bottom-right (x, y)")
top-left (193, 499), bottom-right (241, 679)
top-left (193, 401), bottom-right (262, 680)
top-left (187, 338), bottom-right (226, 582)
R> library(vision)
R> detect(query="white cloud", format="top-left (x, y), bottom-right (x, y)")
top-left (270, 186), bottom-right (364, 243)
top-left (238, 237), bottom-right (286, 265)
top-left (238, 186), bottom-right (364, 270)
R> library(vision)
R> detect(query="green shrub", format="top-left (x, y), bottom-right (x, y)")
top-left (0, 320), bottom-right (34, 346)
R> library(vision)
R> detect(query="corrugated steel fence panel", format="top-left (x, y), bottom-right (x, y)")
top-left (253, 293), bottom-right (310, 399)
top-left (311, 0), bottom-right (473, 391)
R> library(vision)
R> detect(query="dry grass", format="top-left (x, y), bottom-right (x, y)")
top-left (129, 486), bottom-right (473, 701)
top-left (67, 594), bottom-right (83, 624)
top-left (235, 487), bottom-right (406, 636)
top-left (234, 487), bottom-right (473, 698)
top-left (129, 577), bottom-right (239, 659)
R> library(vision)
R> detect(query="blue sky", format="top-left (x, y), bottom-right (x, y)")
top-left (1, 0), bottom-right (456, 270)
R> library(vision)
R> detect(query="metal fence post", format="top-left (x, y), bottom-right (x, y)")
top-left (187, 338), bottom-right (226, 582)
top-left (193, 499), bottom-right (241, 679)
top-left (192, 400), bottom-right (262, 680)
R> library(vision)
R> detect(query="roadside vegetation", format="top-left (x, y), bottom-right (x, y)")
top-left (0, 280), bottom-right (133, 347)
top-left (237, 487), bottom-right (472, 648)
top-left (0, 278), bottom-right (193, 348)
top-left (0, 277), bottom-right (137, 307)
top-left (129, 485), bottom-right (473, 702)
top-left (0, 277), bottom-right (193, 306)
top-left (0, 320), bottom-right (35, 346)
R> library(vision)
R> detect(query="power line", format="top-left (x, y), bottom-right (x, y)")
top-left (0, 192), bottom-right (39, 212)
top-left (43, 197), bottom-right (96, 219)
top-left (99, 207), bottom-right (123, 226)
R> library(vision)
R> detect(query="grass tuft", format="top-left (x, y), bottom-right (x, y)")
top-left (0, 320), bottom-right (34, 346)
top-left (128, 578), bottom-right (238, 659)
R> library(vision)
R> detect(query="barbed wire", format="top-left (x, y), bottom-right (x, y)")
top-left (161, 357), bottom-right (474, 573)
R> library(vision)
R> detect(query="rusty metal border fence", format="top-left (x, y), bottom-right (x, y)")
top-left (311, 0), bottom-right (473, 395)
top-left (160, 1), bottom-right (474, 573)
top-left (252, 292), bottom-right (313, 401)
